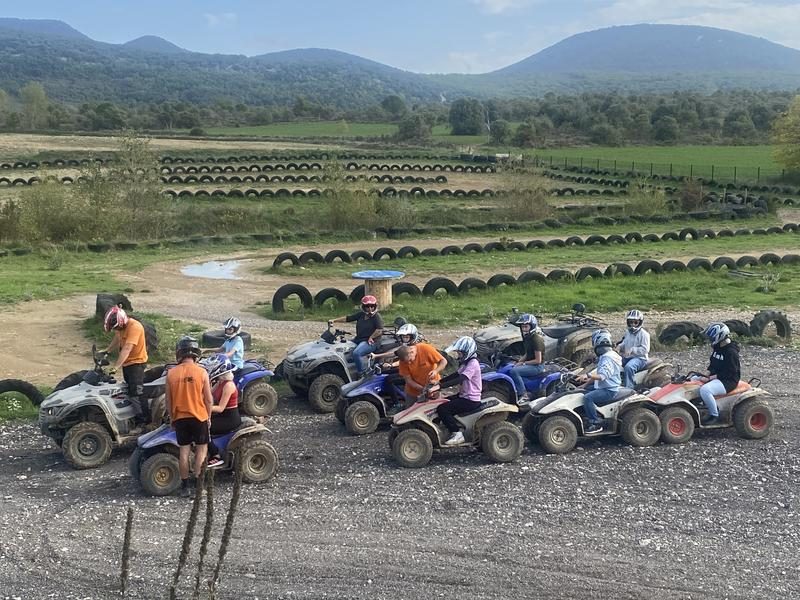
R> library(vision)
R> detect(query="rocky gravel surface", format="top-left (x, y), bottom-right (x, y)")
top-left (0, 346), bottom-right (798, 599)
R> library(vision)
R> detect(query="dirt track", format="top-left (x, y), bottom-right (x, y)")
top-left (0, 345), bottom-right (798, 599)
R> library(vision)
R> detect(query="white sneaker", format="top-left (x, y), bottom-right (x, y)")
top-left (444, 431), bottom-right (465, 446)
top-left (516, 393), bottom-right (531, 405)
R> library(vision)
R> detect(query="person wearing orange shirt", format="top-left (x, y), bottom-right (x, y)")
top-left (397, 341), bottom-right (448, 403)
top-left (165, 336), bottom-right (213, 497)
top-left (103, 306), bottom-right (149, 424)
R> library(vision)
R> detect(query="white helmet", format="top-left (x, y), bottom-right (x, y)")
top-left (201, 353), bottom-right (236, 382)
top-left (591, 329), bottom-right (613, 349)
top-left (396, 323), bottom-right (420, 345)
top-left (223, 317), bottom-right (241, 339)
top-left (625, 309), bottom-right (644, 333)
top-left (704, 323), bottom-right (730, 346)
top-left (445, 336), bottom-right (477, 364)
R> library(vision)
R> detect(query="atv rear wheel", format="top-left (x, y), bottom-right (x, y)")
top-left (344, 400), bottom-right (381, 435)
top-left (140, 452), bottom-right (181, 496)
top-left (659, 406), bottom-right (695, 444)
top-left (62, 422), bottom-right (113, 469)
top-left (733, 398), bottom-right (773, 440)
top-left (54, 371), bottom-right (89, 392)
top-left (237, 439), bottom-right (279, 483)
top-left (481, 422), bottom-right (524, 463)
top-left (538, 416), bottom-right (577, 454)
top-left (240, 381), bottom-right (278, 417)
top-left (481, 381), bottom-right (514, 404)
top-left (521, 412), bottom-right (539, 444)
top-left (620, 408), bottom-right (661, 447)
top-left (308, 374), bottom-right (345, 413)
top-left (392, 428), bottom-right (433, 468)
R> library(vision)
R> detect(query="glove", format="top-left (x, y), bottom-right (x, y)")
top-left (108, 367), bottom-right (117, 375)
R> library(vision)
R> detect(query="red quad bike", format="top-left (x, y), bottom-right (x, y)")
top-left (646, 371), bottom-right (773, 444)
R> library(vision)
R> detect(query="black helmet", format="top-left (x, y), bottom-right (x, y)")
top-left (175, 336), bottom-right (201, 361)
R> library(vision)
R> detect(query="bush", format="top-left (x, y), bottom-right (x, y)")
top-left (189, 127), bottom-right (207, 136)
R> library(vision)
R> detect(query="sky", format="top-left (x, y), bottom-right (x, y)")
top-left (4, 0), bottom-right (800, 73)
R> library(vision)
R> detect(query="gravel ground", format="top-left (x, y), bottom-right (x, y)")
top-left (0, 346), bottom-right (798, 599)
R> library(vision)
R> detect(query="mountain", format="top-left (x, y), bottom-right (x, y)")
top-left (0, 17), bottom-right (90, 40)
top-left (123, 35), bottom-right (187, 55)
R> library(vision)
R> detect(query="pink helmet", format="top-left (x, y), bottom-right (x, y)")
top-left (361, 295), bottom-right (378, 315)
top-left (103, 306), bottom-right (129, 332)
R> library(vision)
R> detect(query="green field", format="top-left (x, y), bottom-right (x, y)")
top-left (534, 145), bottom-right (779, 169)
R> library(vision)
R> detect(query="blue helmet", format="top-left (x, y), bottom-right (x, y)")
top-left (703, 323), bottom-right (730, 346)
top-left (201, 353), bottom-right (236, 382)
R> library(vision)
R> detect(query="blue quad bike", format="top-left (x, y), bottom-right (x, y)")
top-left (231, 359), bottom-right (279, 417)
top-left (129, 418), bottom-right (278, 496)
top-left (334, 362), bottom-right (518, 436)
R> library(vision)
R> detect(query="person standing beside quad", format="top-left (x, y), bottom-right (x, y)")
top-left (165, 336), bottom-right (213, 497)
top-left (617, 309), bottom-right (650, 389)
top-left (103, 306), bottom-right (149, 424)
top-left (397, 340), bottom-right (448, 404)
top-left (508, 313), bottom-right (546, 404)
top-left (329, 295), bottom-right (384, 376)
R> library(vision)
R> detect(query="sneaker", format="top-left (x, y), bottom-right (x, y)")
top-left (178, 480), bottom-right (192, 498)
top-left (444, 431), bottom-right (465, 446)
top-left (702, 415), bottom-right (720, 427)
top-left (207, 457), bottom-right (224, 469)
top-left (584, 422), bottom-right (604, 434)
top-left (516, 393), bottom-right (531, 406)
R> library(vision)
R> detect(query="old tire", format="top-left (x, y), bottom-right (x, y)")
top-left (659, 406), bottom-right (695, 444)
top-left (724, 319), bottom-right (752, 338)
top-left (237, 439), bottom-right (279, 483)
top-left (481, 421), bottom-right (523, 463)
top-left (272, 284), bottom-right (313, 313)
top-left (314, 287), bottom-right (348, 308)
top-left (458, 278), bottom-right (487, 293)
top-left (487, 274), bottom-right (516, 288)
top-left (241, 381), bottom-right (278, 417)
top-left (0, 378), bottom-right (45, 406)
top-left (749, 310), bottom-right (792, 340)
top-left (658, 321), bottom-right (704, 345)
top-left (62, 422), bottom-right (113, 470)
top-left (298, 251), bottom-right (324, 265)
top-left (344, 400), bottom-right (381, 435)
top-left (620, 408), bottom-right (661, 447)
top-left (634, 260), bottom-right (663, 275)
top-left (538, 416), bottom-right (578, 454)
top-left (392, 428), bottom-right (433, 468)
top-left (422, 277), bottom-right (459, 297)
top-left (140, 452), bottom-right (181, 496)
top-left (733, 398), bottom-right (774, 440)
top-left (308, 373), bottom-right (345, 413)
top-left (392, 282), bottom-right (422, 297)
top-left (201, 330), bottom-right (253, 350)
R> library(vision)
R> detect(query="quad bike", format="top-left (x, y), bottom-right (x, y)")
top-left (473, 304), bottom-right (605, 365)
top-left (337, 360), bottom-right (516, 436)
top-left (279, 319), bottom-right (406, 413)
top-left (483, 353), bottom-right (581, 410)
top-left (583, 356), bottom-right (673, 392)
top-left (200, 355), bottom-right (279, 417)
top-left (38, 345), bottom-right (167, 469)
top-left (389, 386), bottom-right (523, 468)
top-left (646, 370), bottom-right (773, 444)
top-left (129, 418), bottom-right (278, 496)
top-left (521, 373), bottom-right (661, 454)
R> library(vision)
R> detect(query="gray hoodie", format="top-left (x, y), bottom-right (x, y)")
top-left (618, 329), bottom-right (650, 360)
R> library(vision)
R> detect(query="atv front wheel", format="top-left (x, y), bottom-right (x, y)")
top-left (481, 421), bottom-right (524, 463)
top-left (620, 408), bottom-right (661, 447)
top-left (659, 406), bottom-right (695, 444)
top-left (140, 452), bottom-right (181, 496)
top-left (62, 422), bottom-right (113, 469)
top-left (240, 381), bottom-right (278, 417)
top-left (392, 428), bottom-right (433, 468)
top-left (308, 374), bottom-right (345, 413)
top-left (733, 399), bottom-right (773, 440)
top-left (538, 416), bottom-right (577, 454)
top-left (237, 439), bottom-right (279, 484)
top-left (344, 400), bottom-right (381, 435)
top-left (520, 412), bottom-right (539, 444)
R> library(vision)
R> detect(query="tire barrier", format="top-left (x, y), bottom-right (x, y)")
top-left (392, 282), bottom-right (422, 297)
top-left (272, 284), bottom-right (314, 313)
top-left (314, 287), bottom-right (348, 307)
top-left (658, 310), bottom-right (792, 345)
top-left (422, 277), bottom-right (459, 297)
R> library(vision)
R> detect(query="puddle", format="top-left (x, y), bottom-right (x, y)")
top-left (181, 260), bottom-right (244, 280)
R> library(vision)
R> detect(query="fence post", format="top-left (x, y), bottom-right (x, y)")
top-left (580, 157), bottom-right (583, 169)
top-left (549, 156), bottom-right (553, 167)
top-left (614, 160), bottom-right (617, 171)
top-left (711, 165), bottom-right (715, 180)
top-left (670, 163), bottom-right (673, 177)
top-left (690, 164), bottom-right (693, 179)
top-left (734, 166), bottom-right (737, 184)
top-left (650, 162), bottom-right (653, 176)
top-left (596, 158), bottom-right (600, 170)
top-left (564, 157), bottom-right (567, 168)
top-left (757, 166), bottom-right (760, 183)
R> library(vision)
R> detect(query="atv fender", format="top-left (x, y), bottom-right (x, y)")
top-left (240, 370), bottom-right (272, 389)
top-left (61, 399), bottom-right (121, 440)
top-left (227, 423), bottom-right (269, 452)
top-left (481, 371), bottom-right (515, 387)
top-left (308, 356), bottom-right (351, 383)
top-left (563, 330), bottom-right (594, 357)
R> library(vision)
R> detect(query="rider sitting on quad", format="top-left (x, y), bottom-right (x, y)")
top-left (330, 295), bottom-right (384, 376)
top-left (439, 336), bottom-right (483, 446)
top-left (370, 322), bottom-right (421, 366)
top-left (103, 306), bottom-right (150, 424)
top-left (397, 334), bottom-right (448, 404)
top-left (696, 323), bottom-right (741, 426)
top-left (579, 330), bottom-right (622, 434)
top-left (508, 313), bottom-right (545, 404)
top-left (204, 317), bottom-right (245, 371)
top-left (201, 353), bottom-right (242, 469)
top-left (617, 309), bottom-right (650, 389)
top-left (165, 336), bottom-right (213, 497)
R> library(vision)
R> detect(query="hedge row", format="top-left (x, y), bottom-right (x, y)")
top-left (269, 253), bottom-right (800, 312)
top-left (271, 223), bottom-right (800, 267)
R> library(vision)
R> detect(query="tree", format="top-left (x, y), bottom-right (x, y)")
top-left (653, 116), bottom-right (679, 142)
top-left (773, 95), bottom-right (800, 170)
top-left (396, 114), bottom-right (431, 141)
top-left (448, 98), bottom-right (484, 135)
top-left (381, 95), bottom-right (407, 119)
top-left (589, 123), bottom-right (622, 146)
top-left (723, 110), bottom-right (756, 139)
top-left (489, 119), bottom-right (511, 144)
top-left (512, 122), bottom-right (536, 147)
top-left (20, 82), bottom-right (48, 129)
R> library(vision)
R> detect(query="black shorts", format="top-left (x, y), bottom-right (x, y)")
top-left (173, 417), bottom-right (209, 446)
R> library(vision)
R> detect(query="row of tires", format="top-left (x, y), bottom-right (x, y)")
top-left (343, 163), bottom-right (496, 173)
top-left (161, 187), bottom-right (499, 199)
top-left (658, 310), bottom-right (792, 345)
top-left (0, 158), bottom-right (110, 170)
top-left (271, 223), bottom-right (800, 268)
top-left (159, 161), bottom-right (496, 175)
top-left (270, 253), bottom-right (800, 312)
top-left (159, 153), bottom-right (456, 165)
top-left (159, 174), bottom-right (447, 185)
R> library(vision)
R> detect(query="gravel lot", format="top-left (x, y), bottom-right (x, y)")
top-left (0, 345), bottom-right (798, 599)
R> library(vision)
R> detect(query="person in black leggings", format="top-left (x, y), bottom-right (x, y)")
top-left (201, 353), bottom-right (242, 468)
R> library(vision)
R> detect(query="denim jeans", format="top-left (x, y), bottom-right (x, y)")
top-left (509, 363), bottom-right (546, 395)
top-left (353, 341), bottom-right (378, 374)
top-left (622, 356), bottom-right (648, 389)
top-left (699, 379), bottom-right (726, 417)
top-left (583, 387), bottom-right (618, 424)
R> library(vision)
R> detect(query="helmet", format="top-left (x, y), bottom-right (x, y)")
top-left (445, 336), bottom-right (477, 364)
top-left (704, 322), bottom-right (730, 346)
top-left (223, 317), bottom-right (241, 339)
top-left (361, 295), bottom-right (378, 315)
top-left (103, 306), bottom-right (129, 332)
top-left (591, 329), bottom-right (613, 349)
top-left (625, 309), bottom-right (644, 333)
top-left (514, 313), bottom-right (538, 336)
top-left (175, 336), bottom-right (202, 361)
top-left (396, 323), bottom-right (420, 345)
top-left (201, 353), bottom-right (236, 382)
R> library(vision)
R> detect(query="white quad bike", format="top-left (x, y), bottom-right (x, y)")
top-left (646, 370), bottom-right (773, 444)
top-left (521, 373), bottom-right (662, 454)
top-left (38, 346), bottom-right (167, 469)
top-left (389, 386), bottom-right (524, 468)
top-left (586, 356), bottom-right (673, 391)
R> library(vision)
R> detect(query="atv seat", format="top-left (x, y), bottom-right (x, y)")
top-left (460, 399), bottom-right (499, 416)
top-left (238, 363), bottom-right (263, 377)
top-left (239, 417), bottom-right (257, 428)
top-left (715, 381), bottom-right (751, 398)
top-left (612, 388), bottom-right (636, 402)
top-left (541, 324), bottom-right (581, 338)
top-left (644, 358), bottom-right (663, 369)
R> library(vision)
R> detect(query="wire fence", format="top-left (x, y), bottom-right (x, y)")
top-left (532, 155), bottom-right (787, 184)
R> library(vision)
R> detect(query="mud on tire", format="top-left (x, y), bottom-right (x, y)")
top-left (308, 373), bottom-right (345, 413)
top-left (481, 422), bottom-right (523, 463)
top-left (240, 381), bottom-right (279, 416)
top-left (237, 438), bottom-right (279, 483)
top-left (392, 428), bottom-right (434, 468)
top-left (140, 452), bottom-right (181, 496)
top-left (538, 415), bottom-right (578, 454)
top-left (658, 406), bottom-right (695, 444)
top-left (620, 408), bottom-right (661, 446)
top-left (62, 422), bottom-right (113, 469)
top-left (344, 400), bottom-right (381, 435)
top-left (733, 398), bottom-right (773, 439)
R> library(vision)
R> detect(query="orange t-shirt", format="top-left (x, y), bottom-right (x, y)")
top-left (398, 343), bottom-right (443, 397)
top-left (120, 319), bottom-right (148, 366)
top-left (166, 361), bottom-right (210, 422)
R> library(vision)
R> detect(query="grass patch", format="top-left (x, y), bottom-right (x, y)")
top-left (0, 391), bottom-right (40, 422)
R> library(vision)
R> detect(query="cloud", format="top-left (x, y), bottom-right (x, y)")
top-left (470, 0), bottom-right (536, 14)
top-left (203, 12), bottom-right (238, 28)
